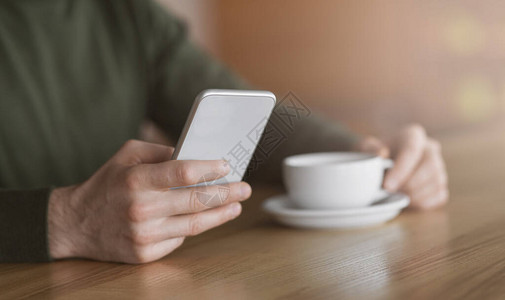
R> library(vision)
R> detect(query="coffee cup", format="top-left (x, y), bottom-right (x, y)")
top-left (282, 152), bottom-right (393, 209)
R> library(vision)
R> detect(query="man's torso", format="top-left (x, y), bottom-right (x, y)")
top-left (0, 0), bottom-right (148, 188)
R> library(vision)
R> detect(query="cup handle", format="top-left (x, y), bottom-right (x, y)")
top-left (382, 158), bottom-right (394, 170)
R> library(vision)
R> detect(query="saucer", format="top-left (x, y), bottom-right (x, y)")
top-left (262, 192), bottom-right (409, 229)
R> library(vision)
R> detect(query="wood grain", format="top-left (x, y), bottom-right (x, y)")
top-left (1, 122), bottom-right (505, 300)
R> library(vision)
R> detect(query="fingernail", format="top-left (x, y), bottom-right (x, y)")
top-left (230, 203), bottom-right (242, 217)
top-left (240, 184), bottom-right (251, 199)
top-left (221, 160), bottom-right (230, 174)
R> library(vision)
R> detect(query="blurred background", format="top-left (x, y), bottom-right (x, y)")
top-left (156, 0), bottom-right (505, 137)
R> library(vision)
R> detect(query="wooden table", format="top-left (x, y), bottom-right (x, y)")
top-left (2, 122), bottom-right (505, 300)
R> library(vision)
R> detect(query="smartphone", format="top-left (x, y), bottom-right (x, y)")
top-left (172, 89), bottom-right (276, 185)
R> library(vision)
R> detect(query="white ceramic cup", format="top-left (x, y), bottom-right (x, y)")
top-left (283, 152), bottom-right (393, 209)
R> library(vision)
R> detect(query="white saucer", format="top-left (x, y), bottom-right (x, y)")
top-left (262, 192), bottom-right (410, 229)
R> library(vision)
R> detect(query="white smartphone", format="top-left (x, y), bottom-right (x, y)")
top-left (172, 89), bottom-right (276, 185)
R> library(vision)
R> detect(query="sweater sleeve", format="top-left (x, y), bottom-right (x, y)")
top-left (0, 188), bottom-right (52, 262)
top-left (137, 0), bottom-right (360, 184)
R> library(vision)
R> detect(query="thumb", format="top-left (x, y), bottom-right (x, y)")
top-left (357, 136), bottom-right (390, 158)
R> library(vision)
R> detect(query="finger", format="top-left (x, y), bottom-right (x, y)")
top-left (406, 158), bottom-right (448, 209)
top-left (132, 159), bottom-right (230, 189)
top-left (131, 237), bottom-right (185, 264)
top-left (150, 236), bottom-right (185, 259)
top-left (116, 140), bottom-right (175, 164)
top-left (407, 179), bottom-right (442, 203)
top-left (409, 184), bottom-right (449, 210)
top-left (358, 136), bottom-right (390, 158)
top-left (167, 181), bottom-right (251, 215)
top-left (402, 142), bottom-right (447, 193)
top-left (384, 125), bottom-right (427, 191)
top-left (129, 182), bottom-right (251, 221)
top-left (161, 202), bottom-right (242, 238)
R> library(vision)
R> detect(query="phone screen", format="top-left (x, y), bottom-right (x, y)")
top-left (173, 90), bottom-right (276, 184)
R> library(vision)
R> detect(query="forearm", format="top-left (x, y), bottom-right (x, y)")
top-left (0, 187), bottom-right (53, 262)
top-left (0, 186), bottom-right (82, 262)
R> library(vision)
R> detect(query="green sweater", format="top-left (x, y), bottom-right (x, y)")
top-left (0, 0), bottom-right (358, 262)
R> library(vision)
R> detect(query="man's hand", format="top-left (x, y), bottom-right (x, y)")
top-left (357, 124), bottom-right (449, 210)
top-left (48, 140), bottom-right (251, 263)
